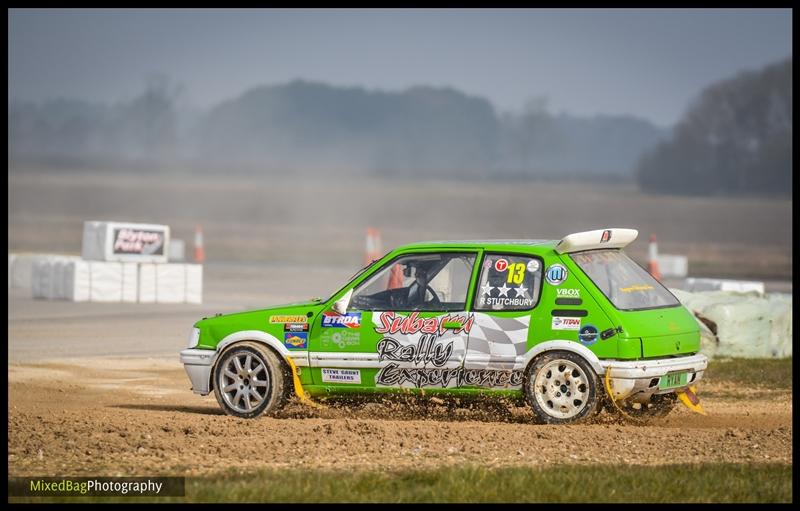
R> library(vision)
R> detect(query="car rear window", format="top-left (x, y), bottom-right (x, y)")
top-left (570, 249), bottom-right (680, 311)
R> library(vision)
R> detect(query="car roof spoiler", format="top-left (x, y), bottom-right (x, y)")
top-left (555, 228), bottom-right (639, 254)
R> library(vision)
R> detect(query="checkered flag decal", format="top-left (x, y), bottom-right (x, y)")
top-left (465, 313), bottom-right (530, 371)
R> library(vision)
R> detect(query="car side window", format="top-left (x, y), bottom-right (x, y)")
top-left (350, 252), bottom-right (476, 312)
top-left (474, 253), bottom-right (542, 311)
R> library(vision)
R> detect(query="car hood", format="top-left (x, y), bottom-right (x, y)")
top-left (199, 299), bottom-right (324, 324)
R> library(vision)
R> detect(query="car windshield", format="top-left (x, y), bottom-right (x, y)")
top-left (320, 258), bottom-right (382, 303)
top-left (570, 249), bottom-right (680, 311)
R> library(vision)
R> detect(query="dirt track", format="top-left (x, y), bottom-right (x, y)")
top-left (7, 261), bottom-right (793, 477)
top-left (7, 357), bottom-right (792, 477)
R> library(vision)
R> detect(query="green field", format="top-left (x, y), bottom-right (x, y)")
top-left (703, 358), bottom-right (793, 389)
top-left (11, 463), bottom-right (792, 503)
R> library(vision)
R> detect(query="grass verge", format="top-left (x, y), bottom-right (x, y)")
top-left (704, 358), bottom-right (792, 389)
top-left (9, 463), bottom-right (792, 503)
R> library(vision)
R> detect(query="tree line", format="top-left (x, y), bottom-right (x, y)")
top-left (8, 80), bottom-right (665, 181)
top-left (636, 58), bottom-right (791, 197)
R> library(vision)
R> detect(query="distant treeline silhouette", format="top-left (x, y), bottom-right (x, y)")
top-left (637, 58), bottom-right (792, 197)
top-left (8, 79), bottom-right (666, 181)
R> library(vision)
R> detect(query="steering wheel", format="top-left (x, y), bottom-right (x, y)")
top-left (424, 285), bottom-right (442, 308)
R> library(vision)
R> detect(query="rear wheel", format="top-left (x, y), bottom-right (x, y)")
top-left (524, 351), bottom-right (600, 424)
top-left (213, 343), bottom-right (288, 419)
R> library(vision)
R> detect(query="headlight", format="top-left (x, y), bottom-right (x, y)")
top-left (187, 327), bottom-right (201, 349)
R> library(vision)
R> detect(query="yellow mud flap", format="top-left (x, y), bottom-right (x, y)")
top-left (286, 356), bottom-right (322, 408)
top-left (603, 367), bottom-right (644, 423)
top-left (676, 385), bottom-right (706, 415)
top-left (604, 368), bottom-right (707, 421)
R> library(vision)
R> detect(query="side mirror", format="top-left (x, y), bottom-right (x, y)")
top-left (332, 289), bottom-right (353, 315)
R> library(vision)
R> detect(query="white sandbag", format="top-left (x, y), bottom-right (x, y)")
top-left (82, 221), bottom-right (170, 263)
top-left (184, 264), bottom-right (203, 304)
top-left (11, 253), bottom-right (36, 290)
top-left (671, 288), bottom-right (792, 358)
top-left (53, 260), bottom-right (66, 299)
top-left (63, 260), bottom-right (90, 302)
top-left (31, 256), bottom-right (70, 299)
top-left (89, 261), bottom-right (123, 302)
top-left (12, 253), bottom-right (63, 291)
top-left (685, 277), bottom-right (764, 295)
top-left (31, 258), bottom-right (54, 299)
top-left (138, 263), bottom-right (157, 303)
top-left (121, 262), bottom-right (139, 303)
top-left (156, 263), bottom-right (186, 303)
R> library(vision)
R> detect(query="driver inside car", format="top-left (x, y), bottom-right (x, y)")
top-left (409, 266), bottom-right (430, 309)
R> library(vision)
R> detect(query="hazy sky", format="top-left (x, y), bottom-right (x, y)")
top-left (8, 8), bottom-right (792, 126)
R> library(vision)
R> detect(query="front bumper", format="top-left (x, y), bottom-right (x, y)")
top-left (599, 353), bottom-right (708, 402)
top-left (180, 348), bottom-right (216, 395)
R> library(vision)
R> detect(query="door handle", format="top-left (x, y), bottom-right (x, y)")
top-left (442, 320), bottom-right (463, 330)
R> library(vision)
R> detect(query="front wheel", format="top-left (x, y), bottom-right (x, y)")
top-left (524, 351), bottom-right (600, 424)
top-left (213, 343), bottom-right (288, 419)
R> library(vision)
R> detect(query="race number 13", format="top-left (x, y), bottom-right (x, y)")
top-left (506, 263), bottom-right (525, 284)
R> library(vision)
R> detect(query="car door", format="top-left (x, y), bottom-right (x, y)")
top-left (464, 252), bottom-right (544, 389)
top-left (308, 250), bottom-right (479, 389)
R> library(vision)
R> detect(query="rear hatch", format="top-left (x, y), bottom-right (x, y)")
top-left (615, 306), bottom-right (700, 357)
top-left (567, 249), bottom-right (700, 358)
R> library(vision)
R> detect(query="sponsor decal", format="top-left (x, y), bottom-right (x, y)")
top-left (477, 257), bottom-right (541, 310)
top-left (270, 315), bottom-right (308, 324)
top-left (556, 288), bottom-right (581, 298)
top-left (373, 311), bottom-right (520, 388)
top-left (321, 368), bottom-right (361, 384)
top-left (479, 278), bottom-right (533, 309)
top-left (378, 336), bottom-right (452, 367)
top-left (283, 332), bottom-right (308, 349)
top-left (321, 311), bottom-right (362, 328)
top-left (377, 364), bottom-right (523, 388)
top-left (545, 264), bottom-right (568, 285)
top-left (320, 330), bottom-right (361, 349)
top-left (112, 228), bottom-right (165, 256)
top-left (375, 311), bottom-right (474, 336)
top-left (579, 324), bottom-right (599, 345)
top-left (619, 284), bottom-right (655, 293)
top-left (284, 323), bottom-right (309, 332)
top-left (600, 229), bottom-right (612, 243)
top-left (551, 316), bottom-right (581, 330)
top-left (481, 296), bottom-right (533, 308)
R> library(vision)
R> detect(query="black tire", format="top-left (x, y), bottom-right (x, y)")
top-left (524, 351), bottom-right (600, 424)
top-left (213, 342), bottom-right (289, 419)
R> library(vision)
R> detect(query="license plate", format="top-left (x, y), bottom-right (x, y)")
top-left (659, 372), bottom-right (689, 390)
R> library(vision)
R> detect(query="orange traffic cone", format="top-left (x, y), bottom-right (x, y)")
top-left (194, 224), bottom-right (205, 264)
top-left (364, 228), bottom-right (382, 264)
top-left (648, 234), bottom-right (661, 281)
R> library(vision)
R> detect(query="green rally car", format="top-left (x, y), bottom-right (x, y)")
top-left (180, 228), bottom-right (708, 424)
